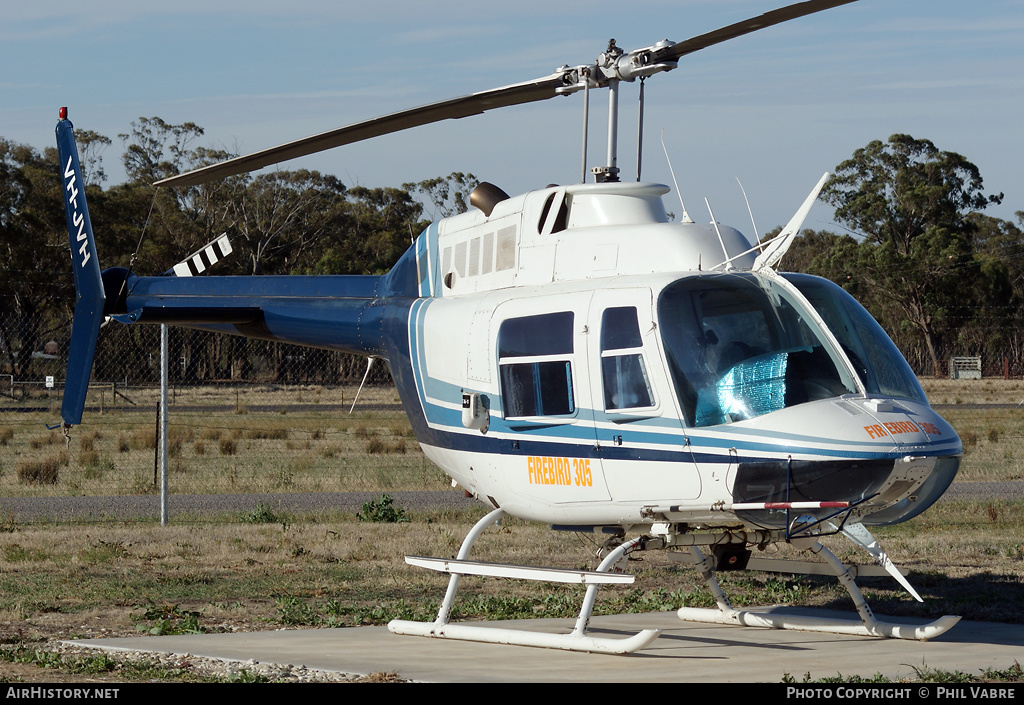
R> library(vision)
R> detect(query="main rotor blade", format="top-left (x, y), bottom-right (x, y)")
top-left (156, 73), bottom-right (567, 188)
top-left (660, 0), bottom-right (858, 61)
top-left (157, 0), bottom-right (859, 189)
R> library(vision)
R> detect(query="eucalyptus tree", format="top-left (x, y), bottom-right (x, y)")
top-left (821, 134), bottom-right (1003, 375)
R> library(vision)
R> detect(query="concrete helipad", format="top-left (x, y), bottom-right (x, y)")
top-left (68, 609), bottom-right (1024, 682)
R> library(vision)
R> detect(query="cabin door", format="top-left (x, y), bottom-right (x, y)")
top-left (586, 287), bottom-right (702, 503)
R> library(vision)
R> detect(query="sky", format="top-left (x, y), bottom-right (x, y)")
top-left (3, 0), bottom-right (1022, 238)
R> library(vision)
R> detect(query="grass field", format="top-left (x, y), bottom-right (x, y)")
top-left (1, 378), bottom-right (1023, 496)
top-left (920, 378), bottom-right (1024, 482)
top-left (0, 384), bottom-right (444, 498)
top-left (1, 379), bottom-right (1023, 681)
top-left (0, 499), bottom-right (1021, 682)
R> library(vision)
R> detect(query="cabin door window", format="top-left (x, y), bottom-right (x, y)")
top-left (498, 311), bottom-right (576, 418)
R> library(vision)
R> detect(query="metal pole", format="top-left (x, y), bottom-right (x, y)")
top-left (580, 69), bottom-right (590, 184)
top-left (636, 77), bottom-right (646, 181)
top-left (160, 324), bottom-right (169, 525)
top-left (606, 78), bottom-right (619, 175)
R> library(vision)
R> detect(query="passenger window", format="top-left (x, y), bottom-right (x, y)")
top-left (499, 312), bottom-right (576, 418)
top-left (600, 307), bottom-right (654, 410)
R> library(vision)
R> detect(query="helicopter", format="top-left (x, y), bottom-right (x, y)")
top-left (56, 0), bottom-right (964, 655)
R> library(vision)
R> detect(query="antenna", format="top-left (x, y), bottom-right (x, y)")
top-left (735, 177), bottom-right (762, 250)
top-left (704, 198), bottom-right (732, 270)
top-left (661, 131), bottom-right (692, 223)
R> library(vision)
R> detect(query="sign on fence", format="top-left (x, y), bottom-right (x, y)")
top-left (950, 356), bottom-right (982, 379)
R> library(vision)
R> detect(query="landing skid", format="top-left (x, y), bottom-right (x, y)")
top-left (392, 510), bottom-right (960, 655)
top-left (674, 542), bottom-right (960, 641)
top-left (388, 508), bottom-right (660, 654)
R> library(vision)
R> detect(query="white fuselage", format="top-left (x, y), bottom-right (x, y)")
top-left (397, 183), bottom-right (961, 530)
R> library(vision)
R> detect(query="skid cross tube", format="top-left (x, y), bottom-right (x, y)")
top-left (676, 543), bottom-right (960, 640)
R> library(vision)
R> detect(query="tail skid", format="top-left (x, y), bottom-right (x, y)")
top-left (56, 110), bottom-right (105, 428)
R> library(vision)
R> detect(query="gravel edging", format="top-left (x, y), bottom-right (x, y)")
top-left (48, 640), bottom-right (405, 683)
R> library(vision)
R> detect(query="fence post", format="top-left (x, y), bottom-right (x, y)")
top-left (160, 324), bottom-right (168, 526)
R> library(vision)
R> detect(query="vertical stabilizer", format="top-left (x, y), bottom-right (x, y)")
top-left (56, 108), bottom-right (105, 427)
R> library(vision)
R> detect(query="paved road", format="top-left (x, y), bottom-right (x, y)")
top-left (0, 490), bottom-right (480, 522)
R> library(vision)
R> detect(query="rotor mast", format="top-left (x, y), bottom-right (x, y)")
top-left (556, 38), bottom-right (678, 183)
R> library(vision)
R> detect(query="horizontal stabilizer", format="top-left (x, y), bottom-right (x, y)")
top-left (167, 233), bottom-right (233, 277)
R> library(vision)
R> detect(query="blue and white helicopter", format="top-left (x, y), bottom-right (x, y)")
top-left (57, 0), bottom-right (962, 654)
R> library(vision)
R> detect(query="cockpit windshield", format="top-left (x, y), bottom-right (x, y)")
top-left (781, 273), bottom-right (927, 404)
top-left (658, 273), bottom-right (860, 427)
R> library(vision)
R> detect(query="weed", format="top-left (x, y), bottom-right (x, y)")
top-left (241, 503), bottom-right (280, 524)
top-left (366, 437), bottom-right (406, 454)
top-left (245, 427), bottom-right (288, 440)
top-left (218, 437), bottom-right (236, 455)
top-left (80, 540), bottom-right (130, 564)
top-left (274, 596), bottom-right (321, 626)
top-left (0, 427), bottom-right (13, 446)
top-left (28, 433), bottom-right (57, 450)
top-left (356, 494), bottom-right (409, 523)
top-left (981, 661), bottom-right (1023, 681)
top-left (174, 541), bottom-right (202, 559)
top-left (782, 671), bottom-right (891, 683)
top-left (271, 468), bottom-right (294, 489)
top-left (134, 602), bottom-right (205, 636)
top-left (910, 663), bottom-right (975, 683)
top-left (17, 456), bottom-right (60, 485)
top-left (130, 428), bottom-right (156, 450)
top-left (82, 453), bottom-right (115, 480)
top-left (2, 544), bottom-right (48, 562)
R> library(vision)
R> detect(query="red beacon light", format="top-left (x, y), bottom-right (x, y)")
top-left (59, 107), bottom-right (68, 120)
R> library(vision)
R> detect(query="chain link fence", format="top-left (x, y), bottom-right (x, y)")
top-left (1, 316), bottom-right (446, 509)
top-left (1, 310), bottom-right (1022, 520)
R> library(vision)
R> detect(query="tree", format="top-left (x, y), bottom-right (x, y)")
top-left (821, 134), bottom-right (1003, 376)
top-left (0, 139), bottom-right (69, 377)
top-left (229, 170), bottom-right (347, 275)
top-left (310, 185), bottom-right (425, 276)
top-left (403, 172), bottom-right (478, 219)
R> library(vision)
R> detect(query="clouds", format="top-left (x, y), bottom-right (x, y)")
top-left (3, 1), bottom-right (1020, 234)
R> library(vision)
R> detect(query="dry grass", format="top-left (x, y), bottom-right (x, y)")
top-left (0, 384), bottom-right (435, 498)
top-left (0, 499), bottom-right (1020, 639)
top-left (0, 496), bottom-right (1019, 682)
top-left (1, 381), bottom-right (1022, 642)
top-left (920, 378), bottom-right (1024, 406)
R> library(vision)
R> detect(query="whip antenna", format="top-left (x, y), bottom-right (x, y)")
top-left (661, 131), bottom-right (692, 223)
